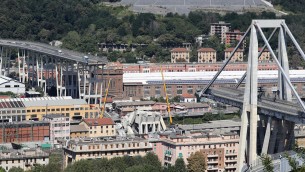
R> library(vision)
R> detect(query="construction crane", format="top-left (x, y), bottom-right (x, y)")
top-left (100, 78), bottom-right (111, 118)
top-left (161, 66), bottom-right (173, 125)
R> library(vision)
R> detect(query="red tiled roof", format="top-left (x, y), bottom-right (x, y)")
top-left (171, 48), bottom-right (189, 52)
top-left (197, 48), bottom-right (216, 52)
top-left (225, 48), bottom-right (243, 52)
top-left (181, 93), bottom-right (196, 98)
top-left (83, 118), bottom-right (115, 126)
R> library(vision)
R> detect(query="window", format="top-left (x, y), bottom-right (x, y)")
top-left (5, 85), bottom-right (10, 88)
top-left (14, 85), bottom-right (19, 87)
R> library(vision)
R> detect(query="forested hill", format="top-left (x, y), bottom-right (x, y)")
top-left (1, 0), bottom-right (305, 67)
top-left (271, 0), bottom-right (305, 14)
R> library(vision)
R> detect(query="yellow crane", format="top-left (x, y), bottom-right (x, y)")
top-left (100, 78), bottom-right (111, 118)
top-left (161, 66), bottom-right (173, 125)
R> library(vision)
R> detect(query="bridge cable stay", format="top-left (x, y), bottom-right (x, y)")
top-left (255, 23), bottom-right (305, 112)
top-left (235, 28), bottom-right (278, 89)
top-left (282, 23), bottom-right (305, 61)
top-left (197, 26), bottom-right (251, 97)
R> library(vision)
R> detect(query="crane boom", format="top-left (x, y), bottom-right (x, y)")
top-left (161, 67), bottom-right (172, 125)
top-left (100, 78), bottom-right (111, 118)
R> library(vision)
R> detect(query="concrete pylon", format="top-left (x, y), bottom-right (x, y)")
top-left (237, 23), bottom-right (258, 171)
top-left (278, 26), bottom-right (292, 101)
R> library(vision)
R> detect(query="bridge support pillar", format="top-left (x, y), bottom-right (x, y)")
top-left (278, 26), bottom-right (292, 101)
top-left (237, 23), bottom-right (259, 171)
top-left (268, 119), bottom-right (279, 154)
top-left (261, 116), bottom-right (271, 154)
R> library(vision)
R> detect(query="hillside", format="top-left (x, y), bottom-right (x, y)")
top-left (0, 0), bottom-right (305, 67)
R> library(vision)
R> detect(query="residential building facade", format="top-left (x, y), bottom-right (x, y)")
top-left (151, 131), bottom-right (239, 172)
top-left (225, 30), bottom-right (245, 46)
top-left (197, 48), bottom-right (217, 63)
top-left (63, 137), bottom-right (152, 167)
top-left (42, 114), bottom-right (70, 143)
top-left (210, 21), bottom-right (231, 43)
top-left (224, 48), bottom-right (244, 62)
top-left (80, 118), bottom-right (116, 138)
top-left (70, 125), bottom-right (89, 139)
top-left (171, 48), bottom-right (190, 63)
top-left (0, 149), bottom-right (49, 171)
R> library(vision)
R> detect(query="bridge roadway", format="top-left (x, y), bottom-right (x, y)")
top-left (207, 87), bottom-right (305, 123)
top-left (0, 39), bottom-right (107, 65)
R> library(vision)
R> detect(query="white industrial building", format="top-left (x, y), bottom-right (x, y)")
top-left (0, 76), bottom-right (25, 94)
top-left (123, 70), bottom-right (305, 84)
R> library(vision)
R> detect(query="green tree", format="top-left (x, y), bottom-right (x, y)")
top-left (260, 154), bottom-right (274, 172)
top-left (0, 167), bottom-right (6, 172)
top-left (187, 151), bottom-right (206, 172)
top-left (8, 167), bottom-right (24, 172)
top-left (174, 158), bottom-right (187, 172)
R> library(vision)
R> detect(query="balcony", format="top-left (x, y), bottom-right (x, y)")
top-left (225, 159), bottom-right (237, 163)
top-left (207, 154), bottom-right (218, 158)
top-left (225, 165), bottom-right (237, 169)
top-left (207, 160), bottom-right (218, 164)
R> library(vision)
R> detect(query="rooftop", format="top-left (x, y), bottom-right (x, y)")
top-left (171, 48), bottom-right (190, 52)
top-left (82, 118), bottom-right (115, 126)
top-left (225, 48), bottom-right (243, 52)
top-left (123, 70), bottom-right (305, 84)
top-left (0, 96), bottom-right (88, 108)
top-left (70, 125), bottom-right (89, 133)
top-left (197, 48), bottom-right (216, 52)
top-left (114, 101), bottom-right (156, 107)
top-left (67, 137), bottom-right (148, 146)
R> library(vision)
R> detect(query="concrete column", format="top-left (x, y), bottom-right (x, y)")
top-left (77, 63), bottom-right (81, 98)
top-left (0, 47), bottom-right (3, 76)
top-left (18, 50), bottom-right (21, 82)
top-left (276, 120), bottom-right (287, 152)
top-left (60, 61), bottom-right (63, 97)
top-left (278, 27), bottom-right (292, 101)
top-left (94, 67), bottom-right (98, 104)
top-left (285, 121), bottom-right (295, 150)
top-left (139, 124), bottom-right (143, 134)
top-left (268, 119), bottom-right (279, 154)
top-left (83, 64), bottom-right (86, 100)
top-left (55, 59), bottom-right (59, 97)
top-left (237, 23), bottom-right (258, 171)
top-left (22, 51), bottom-right (26, 83)
top-left (261, 116), bottom-right (272, 154)
top-left (145, 124), bottom-right (148, 134)
top-left (36, 56), bottom-right (40, 87)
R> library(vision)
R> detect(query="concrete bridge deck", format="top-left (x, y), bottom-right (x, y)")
top-left (207, 87), bottom-right (305, 123)
top-left (0, 39), bottom-right (107, 65)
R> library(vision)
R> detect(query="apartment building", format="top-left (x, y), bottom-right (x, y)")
top-left (258, 47), bottom-right (271, 62)
top-left (79, 118), bottom-right (116, 138)
top-left (150, 126), bottom-right (239, 171)
top-left (63, 137), bottom-right (152, 167)
top-left (171, 48), bottom-right (190, 63)
top-left (42, 114), bottom-right (70, 143)
top-left (224, 48), bottom-right (244, 62)
top-left (0, 121), bottom-right (49, 144)
top-left (197, 48), bottom-right (217, 63)
top-left (210, 21), bottom-right (231, 43)
top-left (0, 149), bottom-right (49, 171)
top-left (70, 125), bottom-right (89, 139)
top-left (225, 30), bottom-right (245, 46)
